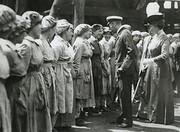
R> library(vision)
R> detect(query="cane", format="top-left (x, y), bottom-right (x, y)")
top-left (131, 65), bottom-right (147, 102)
top-left (131, 77), bottom-right (142, 102)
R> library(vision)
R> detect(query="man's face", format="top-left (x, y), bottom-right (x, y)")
top-left (108, 22), bottom-right (117, 33)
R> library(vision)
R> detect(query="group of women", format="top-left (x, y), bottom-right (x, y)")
top-left (0, 4), bottom-right (115, 132)
top-left (0, 2), bottom-right (175, 132)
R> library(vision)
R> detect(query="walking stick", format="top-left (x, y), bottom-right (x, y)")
top-left (131, 76), bottom-right (142, 102)
top-left (131, 65), bottom-right (147, 102)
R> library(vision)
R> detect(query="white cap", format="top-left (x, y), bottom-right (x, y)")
top-left (106, 16), bottom-right (123, 25)
top-left (132, 30), bottom-right (141, 36)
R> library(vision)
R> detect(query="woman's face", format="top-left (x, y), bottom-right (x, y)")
top-left (104, 32), bottom-right (111, 41)
top-left (16, 32), bottom-right (27, 44)
top-left (147, 24), bottom-right (157, 36)
top-left (93, 28), bottom-right (103, 39)
top-left (133, 35), bottom-right (141, 43)
top-left (32, 23), bottom-right (42, 39)
top-left (84, 29), bottom-right (92, 39)
top-left (47, 27), bottom-right (55, 40)
top-left (64, 27), bottom-right (74, 41)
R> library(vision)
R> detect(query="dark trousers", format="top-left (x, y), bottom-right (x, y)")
top-left (119, 75), bottom-right (133, 125)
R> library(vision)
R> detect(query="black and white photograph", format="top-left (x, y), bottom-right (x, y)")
top-left (0, 0), bottom-right (180, 131)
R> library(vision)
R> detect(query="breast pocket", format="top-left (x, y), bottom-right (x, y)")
top-left (83, 62), bottom-right (91, 83)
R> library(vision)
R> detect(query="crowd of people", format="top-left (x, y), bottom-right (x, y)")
top-left (0, 2), bottom-right (178, 132)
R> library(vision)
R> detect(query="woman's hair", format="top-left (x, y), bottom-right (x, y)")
top-left (91, 24), bottom-right (103, 32)
top-left (150, 19), bottom-right (165, 30)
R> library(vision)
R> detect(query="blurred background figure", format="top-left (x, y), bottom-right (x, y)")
top-left (99, 27), bottom-right (112, 111)
top-left (88, 24), bottom-right (104, 115)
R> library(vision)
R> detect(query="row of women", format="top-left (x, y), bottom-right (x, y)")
top-left (0, 4), bottom-right (117, 132)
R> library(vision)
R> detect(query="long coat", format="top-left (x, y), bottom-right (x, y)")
top-left (17, 36), bottom-right (52, 132)
top-left (73, 37), bottom-right (94, 100)
top-left (51, 35), bottom-right (74, 113)
top-left (0, 41), bottom-right (11, 132)
top-left (1, 39), bottom-right (28, 132)
top-left (99, 38), bottom-right (111, 95)
top-left (40, 35), bottom-right (57, 115)
top-left (88, 35), bottom-right (103, 95)
top-left (56, 44), bottom-right (75, 127)
top-left (109, 36), bottom-right (116, 89)
top-left (138, 30), bottom-right (174, 124)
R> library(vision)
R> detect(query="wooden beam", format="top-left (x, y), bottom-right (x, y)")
top-left (74, 0), bottom-right (85, 27)
top-left (59, 5), bottom-right (146, 19)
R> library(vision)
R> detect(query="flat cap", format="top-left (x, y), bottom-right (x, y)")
top-left (106, 16), bottom-right (123, 25)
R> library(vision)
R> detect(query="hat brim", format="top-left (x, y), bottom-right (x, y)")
top-left (145, 14), bottom-right (164, 24)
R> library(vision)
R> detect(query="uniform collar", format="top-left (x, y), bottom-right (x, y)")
top-left (117, 26), bottom-right (125, 34)
top-left (90, 35), bottom-right (98, 42)
top-left (25, 35), bottom-right (41, 46)
top-left (54, 35), bottom-right (71, 47)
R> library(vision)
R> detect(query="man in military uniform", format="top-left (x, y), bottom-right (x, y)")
top-left (107, 16), bottom-right (137, 128)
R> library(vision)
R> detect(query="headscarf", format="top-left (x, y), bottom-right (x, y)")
top-left (74, 24), bottom-right (91, 36)
top-left (55, 19), bottom-right (70, 34)
top-left (0, 4), bottom-right (16, 33)
top-left (41, 15), bottom-right (56, 33)
top-left (8, 15), bottom-right (27, 39)
top-left (22, 11), bottom-right (43, 30)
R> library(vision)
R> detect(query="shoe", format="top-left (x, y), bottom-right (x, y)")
top-left (116, 116), bottom-right (123, 124)
top-left (120, 123), bottom-right (132, 128)
top-left (110, 116), bottom-right (123, 125)
top-left (100, 106), bottom-right (111, 112)
top-left (75, 118), bottom-right (87, 126)
top-left (88, 107), bottom-right (102, 116)
top-left (79, 111), bottom-right (88, 120)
